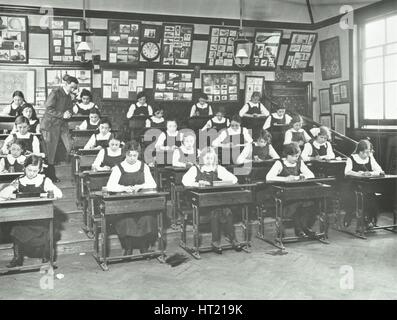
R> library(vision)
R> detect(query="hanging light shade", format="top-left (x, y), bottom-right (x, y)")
top-left (76, 41), bottom-right (91, 53)
top-left (75, 0), bottom-right (94, 59)
top-left (233, 0), bottom-right (252, 68)
top-left (0, 18), bottom-right (7, 30)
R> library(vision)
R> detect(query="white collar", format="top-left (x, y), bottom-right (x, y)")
top-left (96, 132), bottom-right (111, 139)
top-left (196, 103), bottom-right (208, 108)
top-left (19, 174), bottom-right (46, 186)
top-left (151, 116), bottom-right (164, 123)
top-left (166, 130), bottom-right (178, 136)
top-left (282, 159), bottom-right (298, 167)
top-left (180, 145), bottom-right (195, 154)
top-left (272, 113), bottom-right (284, 119)
top-left (106, 147), bottom-right (121, 156)
top-left (63, 86), bottom-right (70, 96)
top-left (120, 160), bottom-right (142, 171)
top-left (78, 102), bottom-right (94, 109)
top-left (313, 140), bottom-right (326, 148)
top-left (352, 153), bottom-right (371, 164)
top-left (6, 154), bottom-right (25, 163)
top-left (15, 132), bottom-right (32, 137)
top-left (212, 117), bottom-right (225, 123)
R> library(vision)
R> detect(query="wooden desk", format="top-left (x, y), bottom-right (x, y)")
top-left (0, 172), bottom-right (23, 184)
top-left (79, 170), bottom-right (111, 238)
top-left (181, 184), bottom-right (254, 259)
top-left (67, 116), bottom-right (88, 130)
top-left (0, 197), bottom-right (54, 275)
top-left (257, 178), bottom-right (335, 251)
top-left (70, 129), bottom-right (96, 151)
top-left (339, 175), bottom-right (397, 239)
top-left (92, 190), bottom-right (168, 271)
top-left (306, 159), bottom-right (347, 178)
top-left (0, 116), bottom-right (16, 133)
top-left (227, 160), bottom-right (276, 184)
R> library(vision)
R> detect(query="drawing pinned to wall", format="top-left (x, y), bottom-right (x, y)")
top-left (201, 73), bottom-right (239, 103)
top-left (251, 29), bottom-right (283, 69)
top-left (0, 69), bottom-right (35, 104)
top-left (244, 76), bottom-right (265, 104)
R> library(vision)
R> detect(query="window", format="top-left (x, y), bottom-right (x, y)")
top-left (359, 13), bottom-right (397, 125)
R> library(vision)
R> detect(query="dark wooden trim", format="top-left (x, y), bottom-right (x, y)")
top-left (306, 0), bottom-right (315, 24)
top-left (348, 28), bottom-right (354, 129)
top-left (354, 0), bottom-right (397, 24)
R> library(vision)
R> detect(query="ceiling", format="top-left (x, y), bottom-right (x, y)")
top-left (2, 0), bottom-right (383, 24)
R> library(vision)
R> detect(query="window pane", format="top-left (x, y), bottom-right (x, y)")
top-left (386, 15), bottom-right (397, 43)
top-left (365, 19), bottom-right (385, 47)
top-left (364, 46), bottom-right (383, 58)
top-left (386, 43), bottom-right (397, 55)
top-left (385, 82), bottom-right (397, 119)
top-left (385, 54), bottom-right (397, 81)
top-left (364, 84), bottom-right (384, 119)
top-left (364, 57), bottom-right (383, 83)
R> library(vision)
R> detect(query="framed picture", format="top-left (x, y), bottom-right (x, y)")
top-left (244, 76), bottom-right (265, 104)
top-left (330, 80), bottom-right (350, 104)
top-left (206, 26), bottom-right (239, 68)
top-left (334, 113), bottom-right (347, 135)
top-left (101, 69), bottom-right (145, 101)
top-left (108, 20), bottom-right (141, 64)
top-left (251, 29), bottom-right (283, 69)
top-left (0, 15), bottom-right (29, 64)
top-left (319, 114), bottom-right (332, 128)
top-left (49, 17), bottom-right (83, 65)
top-left (45, 68), bottom-right (92, 98)
top-left (331, 103), bottom-right (350, 128)
top-left (319, 36), bottom-right (341, 81)
top-left (319, 88), bottom-right (331, 114)
top-left (161, 23), bottom-right (194, 66)
top-left (0, 69), bottom-right (35, 104)
top-left (153, 70), bottom-right (194, 102)
top-left (201, 73), bottom-right (240, 103)
top-left (139, 24), bottom-right (162, 63)
top-left (283, 32), bottom-right (317, 70)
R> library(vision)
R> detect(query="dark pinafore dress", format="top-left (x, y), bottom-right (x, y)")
top-left (8, 104), bottom-right (24, 117)
top-left (194, 104), bottom-right (210, 117)
top-left (219, 129), bottom-right (245, 165)
top-left (310, 142), bottom-right (328, 157)
top-left (290, 130), bottom-right (306, 149)
top-left (10, 175), bottom-right (50, 255)
top-left (253, 143), bottom-right (271, 161)
top-left (4, 157), bottom-right (25, 172)
top-left (148, 117), bottom-right (165, 129)
top-left (101, 148), bottom-right (124, 168)
top-left (86, 121), bottom-right (100, 130)
top-left (242, 103), bottom-right (266, 139)
top-left (157, 132), bottom-right (181, 166)
top-left (270, 114), bottom-right (287, 154)
top-left (29, 120), bottom-right (39, 133)
top-left (94, 134), bottom-right (111, 149)
top-left (75, 103), bottom-right (97, 116)
top-left (112, 162), bottom-right (157, 248)
top-left (13, 133), bottom-right (34, 154)
top-left (177, 148), bottom-right (197, 166)
top-left (211, 118), bottom-right (228, 132)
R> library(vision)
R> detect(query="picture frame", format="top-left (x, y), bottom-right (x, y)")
top-left (101, 68), bottom-right (145, 101)
top-left (0, 15), bottom-right (29, 64)
top-left (333, 113), bottom-right (347, 135)
top-left (201, 73), bottom-right (240, 103)
top-left (244, 76), bottom-right (265, 104)
top-left (330, 80), bottom-right (350, 104)
top-left (206, 25), bottom-right (239, 68)
top-left (319, 88), bottom-right (331, 114)
top-left (251, 29), bottom-right (283, 70)
top-left (153, 70), bottom-right (194, 102)
top-left (0, 69), bottom-right (35, 104)
top-left (283, 32), bottom-right (317, 70)
top-left (45, 68), bottom-right (92, 98)
top-left (161, 23), bottom-right (194, 67)
top-left (319, 114), bottom-right (332, 129)
top-left (319, 36), bottom-right (341, 81)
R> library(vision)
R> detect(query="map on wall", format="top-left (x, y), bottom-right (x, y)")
top-left (0, 69), bottom-right (35, 104)
top-left (207, 26), bottom-right (239, 67)
top-left (108, 20), bottom-right (141, 64)
top-left (201, 73), bottom-right (239, 103)
top-left (0, 15), bottom-right (29, 64)
top-left (161, 24), bottom-right (194, 66)
top-left (251, 29), bottom-right (283, 69)
top-left (153, 70), bottom-right (194, 101)
top-left (49, 17), bottom-right (83, 64)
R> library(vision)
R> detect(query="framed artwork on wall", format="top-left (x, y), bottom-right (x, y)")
top-left (108, 20), bottom-right (141, 64)
top-left (45, 68), bottom-right (92, 98)
top-left (330, 80), bottom-right (350, 104)
top-left (319, 36), bottom-right (341, 81)
top-left (244, 76), bottom-right (265, 104)
top-left (334, 113), bottom-right (347, 135)
top-left (251, 29), bottom-right (283, 69)
top-left (201, 73), bottom-right (239, 103)
top-left (101, 69), bottom-right (145, 101)
top-left (153, 70), bottom-right (194, 102)
top-left (207, 26), bottom-right (239, 68)
top-left (319, 114), bottom-right (332, 128)
top-left (0, 15), bottom-right (29, 64)
top-left (0, 69), bottom-right (35, 104)
top-left (139, 24), bottom-right (162, 63)
top-left (161, 23), bottom-right (194, 67)
top-left (283, 32), bottom-right (317, 70)
top-left (319, 88), bottom-right (331, 114)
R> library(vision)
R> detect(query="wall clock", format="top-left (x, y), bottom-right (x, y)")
top-left (141, 41), bottom-right (160, 62)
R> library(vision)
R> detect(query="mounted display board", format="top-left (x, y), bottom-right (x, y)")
top-left (0, 15), bottom-right (28, 64)
top-left (244, 76), bottom-right (265, 104)
top-left (251, 29), bottom-right (283, 69)
top-left (153, 70), bottom-right (194, 101)
top-left (49, 17), bottom-right (83, 64)
top-left (319, 36), bottom-right (341, 81)
top-left (161, 23), bottom-right (194, 66)
top-left (108, 20), bottom-right (141, 64)
top-left (201, 73), bottom-right (239, 103)
top-left (330, 80), bottom-right (350, 105)
top-left (207, 26), bottom-right (239, 67)
top-left (101, 69), bottom-right (145, 101)
top-left (0, 69), bottom-right (35, 104)
top-left (45, 68), bottom-right (92, 98)
top-left (140, 24), bottom-right (162, 63)
top-left (283, 32), bottom-right (317, 70)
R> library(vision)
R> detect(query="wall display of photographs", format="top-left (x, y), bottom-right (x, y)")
top-left (0, 15), bottom-right (28, 63)
top-left (108, 20), bottom-right (141, 64)
top-left (0, 69), bottom-right (35, 104)
top-left (49, 18), bottom-right (83, 64)
top-left (283, 32), bottom-right (317, 70)
top-left (201, 73), bottom-right (239, 103)
top-left (101, 69), bottom-right (145, 100)
top-left (244, 76), bottom-right (265, 104)
top-left (45, 69), bottom-right (92, 98)
top-left (139, 24), bottom-right (162, 62)
top-left (206, 26), bottom-right (239, 67)
top-left (153, 70), bottom-right (194, 101)
top-left (330, 81), bottom-right (350, 105)
top-left (251, 29), bottom-right (283, 69)
top-left (161, 23), bottom-right (194, 66)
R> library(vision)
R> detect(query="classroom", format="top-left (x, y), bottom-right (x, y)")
top-left (0, 0), bottom-right (396, 301)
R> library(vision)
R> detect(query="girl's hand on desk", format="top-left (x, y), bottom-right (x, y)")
top-left (99, 166), bottom-right (111, 171)
top-left (286, 175), bottom-right (299, 182)
top-left (362, 171), bottom-right (372, 177)
top-left (131, 185), bottom-right (142, 192)
top-left (198, 180), bottom-right (211, 187)
top-left (299, 174), bottom-right (306, 181)
top-left (94, 146), bottom-right (103, 150)
top-left (124, 186), bottom-right (134, 193)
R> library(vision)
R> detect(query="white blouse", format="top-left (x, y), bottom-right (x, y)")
top-left (182, 164), bottom-right (238, 187)
top-left (92, 147), bottom-right (123, 170)
top-left (84, 132), bottom-right (112, 150)
top-left (301, 141), bottom-right (335, 161)
top-left (345, 154), bottom-right (383, 175)
top-left (266, 159), bottom-right (315, 181)
top-left (2, 132), bottom-right (41, 155)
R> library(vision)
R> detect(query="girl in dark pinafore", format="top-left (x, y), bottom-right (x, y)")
top-left (92, 134), bottom-right (124, 171)
top-left (105, 141), bottom-right (158, 255)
